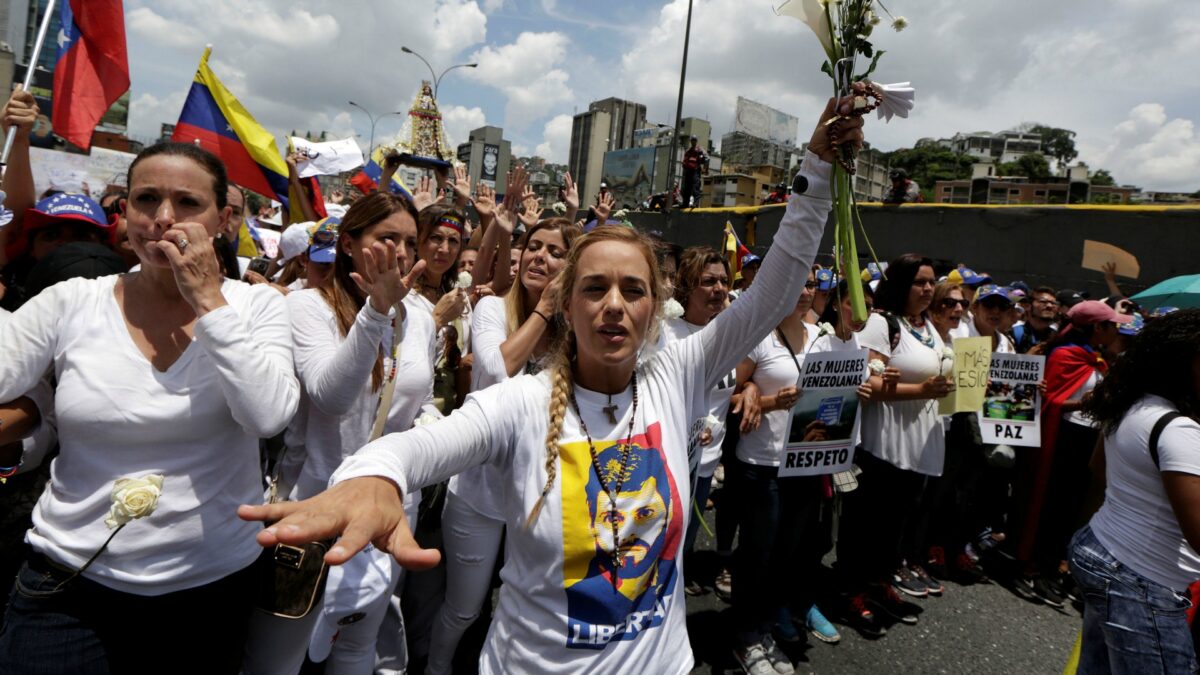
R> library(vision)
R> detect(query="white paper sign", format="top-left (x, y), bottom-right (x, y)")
top-left (779, 349), bottom-right (867, 477)
top-left (291, 137), bottom-right (364, 178)
top-left (979, 353), bottom-right (1045, 447)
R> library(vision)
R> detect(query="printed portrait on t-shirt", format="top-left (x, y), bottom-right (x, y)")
top-left (560, 422), bottom-right (683, 649)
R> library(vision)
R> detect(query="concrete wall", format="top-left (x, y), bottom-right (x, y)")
top-left (628, 203), bottom-right (1200, 298)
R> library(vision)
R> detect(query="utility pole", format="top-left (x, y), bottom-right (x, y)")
top-left (665, 0), bottom-right (694, 208)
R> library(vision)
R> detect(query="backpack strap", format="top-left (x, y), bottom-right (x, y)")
top-left (1149, 411), bottom-right (1184, 471)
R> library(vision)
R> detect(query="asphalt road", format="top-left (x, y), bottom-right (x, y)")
top-left (683, 511), bottom-right (1083, 675)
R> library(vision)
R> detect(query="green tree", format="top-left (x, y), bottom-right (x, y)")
top-left (1029, 125), bottom-right (1078, 173)
top-left (996, 153), bottom-right (1052, 181)
top-left (1090, 169), bottom-right (1116, 186)
top-left (884, 145), bottom-right (975, 200)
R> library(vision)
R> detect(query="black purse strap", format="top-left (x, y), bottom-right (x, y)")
top-left (774, 326), bottom-right (807, 377)
top-left (1148, 411), bottom-right (1184, 471)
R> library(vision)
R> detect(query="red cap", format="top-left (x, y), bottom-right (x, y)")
top-left (1060, 300), bottom-right (1132, 336)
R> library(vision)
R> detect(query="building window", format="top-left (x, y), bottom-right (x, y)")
top-left (943, 186), bottom-right (952, 193)
top-left (1034, 190), bottom-right (1046, 196)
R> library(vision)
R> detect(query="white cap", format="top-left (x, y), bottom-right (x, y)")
top-left (279, 222), bottom-right (314, 263)
top-left (323, 202), bottom-right (348, 219)
top-left (308, 545), bottom-right (397, 663)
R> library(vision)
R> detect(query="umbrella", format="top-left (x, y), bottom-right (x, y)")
top-left (1131, 274), bottom-right (1200, 310)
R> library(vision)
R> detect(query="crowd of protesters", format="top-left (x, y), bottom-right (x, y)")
top-left (0, 82), bottom-right (1197, 675)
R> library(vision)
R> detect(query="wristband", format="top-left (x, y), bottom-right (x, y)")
top-left (531, 310), bottom-right (551, 325)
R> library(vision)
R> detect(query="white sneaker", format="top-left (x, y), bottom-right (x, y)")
top-left (762, 635), bottom-right (796, 675)
top-left (733, 642), bottom-right (777, 675)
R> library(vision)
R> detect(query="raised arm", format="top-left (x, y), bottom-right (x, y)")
top-left (0, 87), bottom-right (39, 267)
top-left (693, 98), bottom-right (859, 389)
top-left (239, 378), bottom-right (517, 567)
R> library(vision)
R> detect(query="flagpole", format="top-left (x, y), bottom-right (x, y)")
top-left (1, 0), bottom-right (58, 168)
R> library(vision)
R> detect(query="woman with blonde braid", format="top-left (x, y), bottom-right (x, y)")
top-left (240, 98), bottom-right (862, 674)
top-left (426, 214), bottom-right (581, 674)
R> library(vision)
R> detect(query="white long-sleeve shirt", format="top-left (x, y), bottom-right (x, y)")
top-left (663, 317), bottom-right (735, 479)
top-left (0, 306), bottom-right (57, 475)
top-left (287, 289), bottom-right (438, 503)
top-left (331, 151), bottom-right (831, 674)
top-left (0, 275), bottom-right (299, 595)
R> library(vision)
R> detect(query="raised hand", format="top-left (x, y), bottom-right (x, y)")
top-left (474, 183), bottom-right (497, 223)
top-left (594, 191), bottom-right (616, 223)
top-left (562, 171), bottom-right (579, 213)
top-left (519, 196), bottom-right (543, 229)
top-left (412, 175), bottom-right (436, 212)
top-left (2, 86), bottom-right (38, 137)
top-left (238, 476), bottom-right (441, 569)
top-left (808, 95), bottom-right (865, 164)
top-left (453, 165), bottom-right (472, 207)
top-left (349, 239), bottom-right (428, 314)
top-left (157, 222), bottom-right (228, 316)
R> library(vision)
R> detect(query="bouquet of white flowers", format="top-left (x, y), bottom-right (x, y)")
top-left (776, 0), bottom-right (915, 322)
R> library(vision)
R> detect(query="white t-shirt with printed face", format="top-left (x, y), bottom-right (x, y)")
top-left (331, 149), bottom-right (835, 674)
top-left (858, 313), bottom-right (948, 476)
top-left (736, 323), bottom-right (821, 467)
top-left (1090, 395), bottom-right (1200, 591)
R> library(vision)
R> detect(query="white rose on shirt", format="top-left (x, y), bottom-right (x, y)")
top-left (105, 475), bottom-right (164, 529)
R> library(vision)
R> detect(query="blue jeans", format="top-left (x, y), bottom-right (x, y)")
top-left (1069, 525), bottom-right (1198, 675)
top-left (0, 553), bottom-right (254, 674)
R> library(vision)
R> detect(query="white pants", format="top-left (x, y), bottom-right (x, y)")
top-left (425, 492), bottom-right (505, 675)
top-left (315, 559), bottom-right (405, 675)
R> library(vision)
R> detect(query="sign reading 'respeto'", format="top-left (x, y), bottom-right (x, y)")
top-left (779, 349), bottom-right (867, 477)
top-left (979, 353), bottom-right (1045, 447)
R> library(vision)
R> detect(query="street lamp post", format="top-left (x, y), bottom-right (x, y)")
top-left (347, 101), bottom-right (404, 158)
top-left (399, 46), bottom-right (478, 99)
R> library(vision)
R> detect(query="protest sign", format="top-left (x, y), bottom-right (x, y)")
top-left (980, 353), bottom-right (1044, 446)
top-left (292, 137), bottom-right (364, 178)
top-left (938, 337), bottom-right (991, 415)
top-left (1082, 240), bottom-right (1139, 279)
top-left (779, 349), bottom-right (867, 477)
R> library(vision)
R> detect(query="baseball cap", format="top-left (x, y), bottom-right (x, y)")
top-left (1056, 289), bottom-right (1087, 308)
top-left (308, 216), bottom-right (341, 264)
top-left (860, 261), bottom-right (887, 282)
top-left (946, 266), bottom-right (992, 288)
top-left (1064, 300), bottom-right (1133, 329)
top-left (26, 242), bottom-right (127, 296)
top-left (974, 284), bottom-right (1013, 305)
top-left (308, 545), bottom-right (397, 663)
top-left (1009, 280), bottom-right (1032, 296)
top-left (23, 193), bottom-right (110, 233)
top-left (1118, 312), bottom-right (1145, 336)
top-left (815, 267), bottom-right (836, 291)
top-left (741, 253), bottom-right (762, 268)
top-left (279, 222), bottom-right (315, 263)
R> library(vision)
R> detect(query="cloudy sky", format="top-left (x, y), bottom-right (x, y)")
top-left (123, 0), bottom-right (1199, 191)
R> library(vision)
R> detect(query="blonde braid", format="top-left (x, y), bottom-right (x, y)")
top-left (525, 355), bottom-right (572, 528)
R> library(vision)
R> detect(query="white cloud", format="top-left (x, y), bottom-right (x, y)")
top-left (466, 32), bottom-right (574, 131)
top-left (535, 114), bottom-right (573, 163)
top-left (441, 105), bottom-right (488, 148)
top-left (1090, 104), bottom-right (1200, 192)
top-left (127, 8), bottom-right (203, 49)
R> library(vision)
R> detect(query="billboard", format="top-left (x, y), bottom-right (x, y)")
top-left (734, 97), bottom-right (799, 147)
top-left (601, 147), bottom-right (657, 209)
top-left (481, 143), bottom-right (499, 187)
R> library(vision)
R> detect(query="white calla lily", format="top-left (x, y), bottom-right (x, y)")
top-left (776, 0), bottom-right (834, 56)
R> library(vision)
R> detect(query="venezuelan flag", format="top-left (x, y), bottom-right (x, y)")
top-left (724, 221), bottom-right (750, 282)
top-left (349, 147), bottom-right (411, 198)
top-left (172, 47), bottom-right (290, 208)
